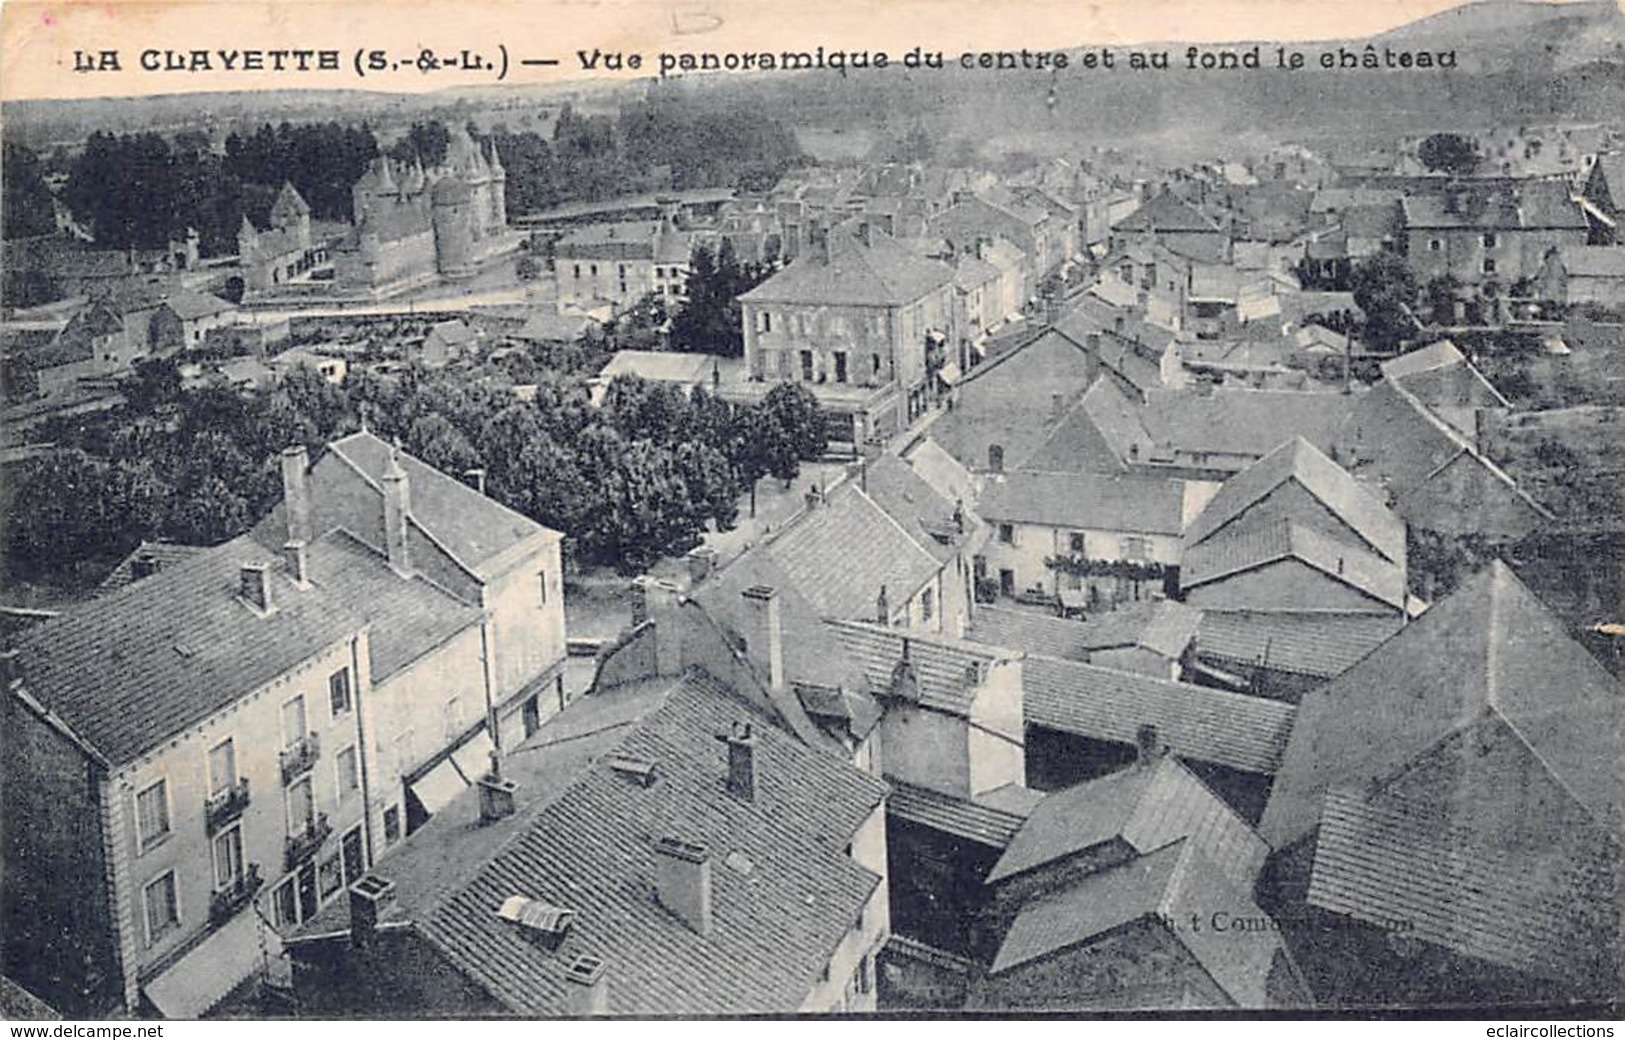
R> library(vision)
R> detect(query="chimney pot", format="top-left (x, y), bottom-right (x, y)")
top-left (1135, 723), bottom-right (1166, 767)
top-left (720, 720), bottom-right (757, 801)
top-left (685, 546), bottom-right (717, 584)
top-left (653, 837), bottom-right (713, 936)
top-left (131, 552), bottom-right (160, 581)
top-left (348, 874), bottom-right (397, 947)
top-left (239, 563), bottom-right (273, 613)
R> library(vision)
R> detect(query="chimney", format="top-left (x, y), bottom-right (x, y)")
top-left (462, 467), bottom-right (487, 495)
top-left (740, 585), bottom-right (784, 693)
top-left (239, 563), bottom-right (273, 614)
top-left (283, 540), bottom-right (310, 588)
top-left (382, 445), bottom-right (411, 577)
top-left (652, 837), bottom-right (713, 935)
top-left (563, 955), bottom-right (609, 1016)
top-left (1135, 723), bottom-right (1166, 767)
top-left (1051, 391), bottom-right (1065, 420)
top-left (804, 482), bottom-right (825, 509)
top-left (630, 578), bottom-right (651, 627)
top-left (856, 220), bottom-right (874, 248)
top-left (131, 552), bottom-right (160, 581)
top-left (281, 445), bottom-right (312, 544)
top-left (477, 770), bottom-right (519, 823)
top-left (876, 584), bottom-right (890, 624)
top-left (685, 545), bottom-right (717, 584)
top-left (348, 874), bottom-right (397, 947)
top-left (719, 721), bottom-right (757, 800)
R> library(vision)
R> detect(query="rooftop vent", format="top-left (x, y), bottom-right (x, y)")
top-left (239, 563), bottom-right (274, 614)
top-left (605, 754), bottom-right (658, 788)
top-left (349, 874), bottom-right (397, 946)
top-left (131, 553), bottom-right (160, 580)
top-left (563, 954), bottom-right (609, 1016)
top-left (497, 896), bottom-right (576, 950)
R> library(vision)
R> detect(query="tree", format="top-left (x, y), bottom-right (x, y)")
top-left (2, 141), bottom-right (58, 239)
top-left (757, 383), bottom-right (825, 485)
top-left (1418, 133), bottom-right (1480, 176)
top-left (1350, 252), bottom-right (1420, 353)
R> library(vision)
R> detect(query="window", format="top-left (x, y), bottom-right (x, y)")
top-left (834, 351), bottom-right (848, 384)
top-left (1482, 232), bottom-right (1497, 248)
top-left (589, 264), bottom-right (598, 277)
top-left (287, 776), bottom-right (316, 837)
top-left (920, 589), bottom-right (934, 623)
top-left (1069, 532), bottom-right (1086, 554)
top-left (800, 350), bottom-right (814, 381)
top-left (136, 779), bottom-right (171, 851)
top-left (872, 353), bottom-right (882, 378)
top-left (282, 695), bottom-right (307, 749)
top-left (997, 523), bottom-right (1014, 545)
top-left (273, 878), bottom-right (298, 929)
top-left (208, 739), bottom-right (236, 798)
top-left (143, 872), bottom-right (179, 944)
top-left (572, 264), bottom-right (581, 279)
top-left (383, 805), bottom-right (403, 846)
top-left (537, 569), bottom-right (548, 606)
top-left (762, 311), bottom-right (773, 334)
top-left (856, 952), bottom-right (874, 995)
top-left (318, 853), bottom-right (344, 900)
top-left (336, 745), bottom-right (360, 801)
top-left (212, 827), bottom-right (244, 890)
top-left (443, 697), bottom-right (461, 741)
top-left (1121, 536), bottom-right (1151, 560)
top-left (1428, 238), bottom-right (1442, 252)
top-left (1483, 257), bottom-right (1497, 274)
top-left (328, 668), bottom-right (352, 717)
top-left (987, 444), bottom-right (1005, 472)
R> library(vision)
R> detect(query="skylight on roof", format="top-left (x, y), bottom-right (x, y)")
top-left (497, 896), bottom-right (576, 946)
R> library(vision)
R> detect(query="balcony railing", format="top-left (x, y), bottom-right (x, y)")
top-left (209, 863), bottom-right (264, 926)
top-left (204, 778), bottom-right (251, 835)
top-left (279, 732), bottom-right (321, 785)
top-left (284, 813), bottom-right (331, 872)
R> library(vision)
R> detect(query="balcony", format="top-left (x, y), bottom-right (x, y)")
top-left (279, 732), bottom-right (321, 785)
top-left (284, 813), bottom-right (331, 872)
top-left (209, 863), bottom-right (264, 926)
top-left (204, 778), bottom-right (251, 835)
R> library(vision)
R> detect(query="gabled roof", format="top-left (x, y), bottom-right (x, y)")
top-left (95, 541), bottom-right (208, 594)
top-left (1113, 191), bottom-right (1223, 234)
top-left (888, 779), bottom-right (1035, 848)
top-left (1400, 180), bottom-right (1585, 230)
top-left (1379, 339), bottom-right (1509, 408)
top-left (1260, 560), bottom-right (1625, 849)
top-left (9, 535), bottom-right (366, 767)
top-left (597, 350), bottom-right (715, 386)
top-left (738, 221), bottom-right (952, 307)
top-left (971, 598), bottom-right (1200, 664)
top-left (413, 670), bottom-right (888, 1016)
top-left (976, 470), bottom-right (1186, 536)
top-left (323, 431), bottom-right (559, 582)
top-left (987, 756), bottom-right (1267, 888)
top-left (826, 619), bottom-right (1010, 717)
top-left (1194, 610), bottom-right (1403, 680)
top-left (1184, 436), bottom-right (1406, 564)
top-left (1141, 388), bottom-right (1358, 462)
top-left (1181, 519), bottom-right (1407, 612)
top-left (988, 837), bottom-right (1291, 1008)
top-left (271, 181), bottom-right (311, 219)
top-left (860, 454), bottom-right (970, 564)
top-left (1551, 245), bottom-right (1625, 279)
top-left (763, 482), bottom-right (943, 622)
top-left (160, 289), bottom-right (236, 322)
top-left (1022, 655), bottom-right (1296, 775)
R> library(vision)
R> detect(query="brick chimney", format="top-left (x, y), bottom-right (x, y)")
top-left (563, 954), bottom-right (609, 1016)
top-left (876, 584), bottom-right (890, 625)
top-left (1135, 723), bottom-right (1166, 767)
top-left (283, 540), bottom-right (310, 588)
top-left (382, 444), bottom-right (411, 577)
top-left (281, 445), bottom-right (312, 544)
top-left (685, 546), bottom-right (718, 584)
top-left (131, 552), bottom-right (160, 580)
top-left (348, 874), bottom-right (397, 947)
top-left (652, 837), bottom-right (713, 936)
top-left (720, 720), bottom-right (757, 801)
top-left (740, 585), bottom-right (784, 693)
top-left (239, 563), bottom-right (273, 614)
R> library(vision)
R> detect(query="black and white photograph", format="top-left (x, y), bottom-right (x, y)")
top-left (0, 0), bottom-right (1621, 1022)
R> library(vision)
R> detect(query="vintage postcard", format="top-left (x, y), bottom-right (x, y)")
top-left (0, 0), bottom-right (1621, 1023)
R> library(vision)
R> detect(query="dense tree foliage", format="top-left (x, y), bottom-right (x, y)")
top-left (2, 142), bottom-right (57, 239)
top-left (6, 358), bottom-right (824, 584)
top-left (668, 240), bottom-right (774, 356)
top-left (1350, 252), bottom-right (1420, 353)
top-left (1417, 133), bottom-right (1480, 176)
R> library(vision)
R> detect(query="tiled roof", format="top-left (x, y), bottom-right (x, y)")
top-left (425, 319), bottom-right (476, 348)
top-left (95, 541), bottom-right (208, 594)
top-left (1308, 781), bottom-right (1618, 988)
top-left (598, 350), bottom-right (715, 385)
top-left (326, 432), bottom-right (559, 581)
top-left (1194, 610), bottom-right (1402, 680)
top-left (859, 454), bottom-right (969, 564)
top-left (1183, 436), bottom-right (1407, 564)
top-left (987, 757), bottom-right (1268, 889)
top-left (161, 289), bottom-right (236, 321)
top-left (1553, 246), bottom-right (1625, 278)
top-left (514, 311), bottom-right (596, 343)
top-left (1019, 388), bottom-right (1130, 476)
top-left (1399, 181), bottom-right (1584, 230)
top-left (764, 483), bottom-right (942, 622)
top-left (977, 469), bottom-right (1186, 536)
top-left (9, 535), bottom-right (365, 767)
top-left (1022, 654), bottom-right (1296, 775)
top-left (739, 222), bottom-right (952, 307)
top-left (887, 779), bottom-right (1032, 848)
top-left (827, 619), bottom-right (1008, 717)
top-left (1260, 560), bottom-right (1625, 849)
top-left (1141, 388), bottom-right (1358, 462)
top-left (989, 838), bottom-right (1289, 1008)
top-left (1113, 192), bottom-right (1223, 234)
top-left (968, 606), bottom-right (1098, 662)
top-left (1181, 519), bottom-right (1407, 611)
top-left (306, 531), bottom-right (482, 681)
top-left (416, 671), bottom-right (888, 1016)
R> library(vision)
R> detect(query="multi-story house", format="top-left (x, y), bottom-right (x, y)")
top-left (1399, 179), bottom-right (1587, 286)
top-left (2, 536), bottom-right (376, 1017)
top-left (736, 219), bottom-right (956, 442)
top-left (552, 216), bottom-right (693, 316)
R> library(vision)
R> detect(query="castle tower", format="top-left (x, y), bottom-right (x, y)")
top-left (270, 181), bottom-right (312, 251)
top-left (431, 176), bottom-right (475, 280)
top-left (488, 139), bottom-right (508, 230)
